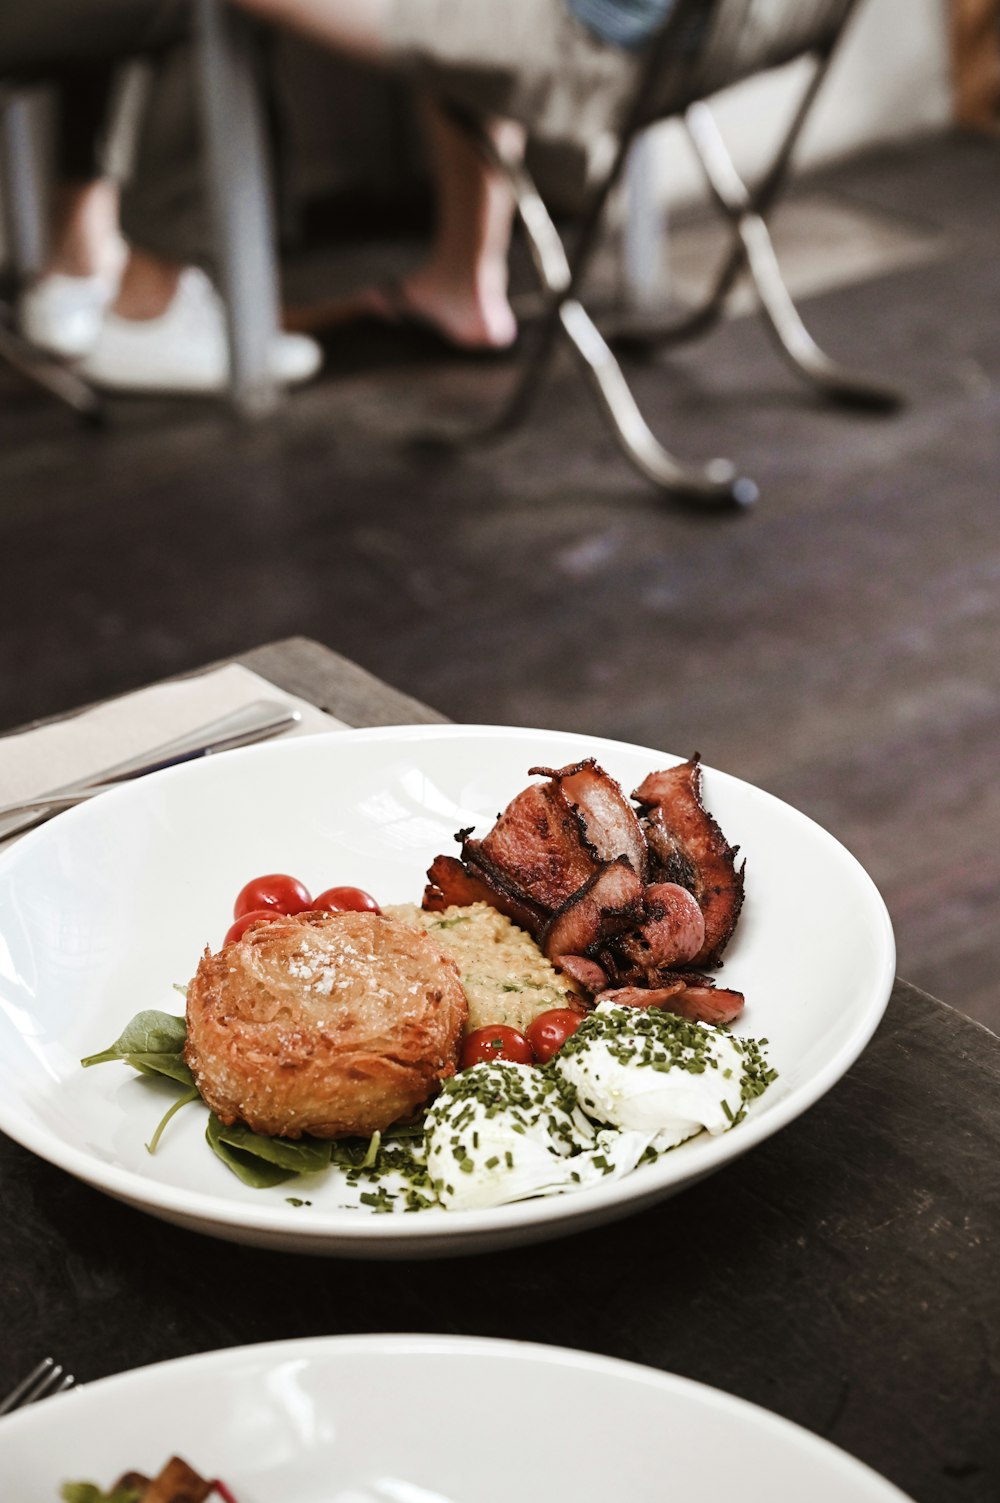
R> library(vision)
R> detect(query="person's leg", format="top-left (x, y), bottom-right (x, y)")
top-left (81, 32), bottom-right (320, 391)
top-left (45, 66), bottom-right (125, 282)
top-left (6, 0), bottom-right (187, 352)
top-left (44, 179), bottom-right (121, 279)
top-left (16, 66), bottom-right (130, 355)
top-left (113, 40), bottom-right (199, 318)
top-left (25, 51), bottom-right (193, 336)
top-left (4, 0), bottom-right (319, 388)
top-left (389, 102), bottom-right (521, 349)
top-left (20, 56), bottom-right (192, 354)
top-left (234, 0), bottom-right (522, 349)
top-left (0, 0), bottom-right (208, 320)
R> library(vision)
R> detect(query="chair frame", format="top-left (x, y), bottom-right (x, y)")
top-left (437, 0), bottom-right (903, 506)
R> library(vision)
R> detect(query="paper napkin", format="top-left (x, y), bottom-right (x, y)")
top-left (0, 663), bottom-right (345, 811)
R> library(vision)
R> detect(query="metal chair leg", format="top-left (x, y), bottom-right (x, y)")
top-left (195, 0), bottom-right (281, 419)
top-left (609, 42), bottom-right (835, 356)
top-left (683, 101), bottom-right (903, 410)
top-left (0, 90), bottom-right (46, 280)
top-left (0, 316), bottom-right (105, 423)
top-left (421, 118), bottom-right (755, 506)
top-left (612, 30), bottom-right (903, 414)
top-left (0, 91), bottom-right (105, 422)
top-left (558, 297), bottom-right (757, 503)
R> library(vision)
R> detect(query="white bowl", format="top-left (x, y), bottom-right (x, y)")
top-left (0, 724), bottom-right (895, 1257)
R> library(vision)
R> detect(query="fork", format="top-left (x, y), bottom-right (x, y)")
top-left (0, 1358), bottom-right (76, 1416)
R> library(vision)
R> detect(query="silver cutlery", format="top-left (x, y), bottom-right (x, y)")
top-left (0, 1357), bottom-right (76, 1415)
top-left (0, 698), bottom-right (301, 841)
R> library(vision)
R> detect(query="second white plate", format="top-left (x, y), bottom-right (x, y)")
top-left (0, 1334), bottom-right (912, 1502)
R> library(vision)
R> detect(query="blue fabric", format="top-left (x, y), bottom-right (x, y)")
top-left (566, 0), bottom-right (678, 51)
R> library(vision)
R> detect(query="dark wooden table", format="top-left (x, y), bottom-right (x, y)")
top-left (2, 638), bottom-right (997, 1503)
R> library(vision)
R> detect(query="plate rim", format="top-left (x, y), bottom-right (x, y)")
top-left (0, 722), bottom-right (896, 1247)
top-left (0, 1330), bottom-right (912, 1500)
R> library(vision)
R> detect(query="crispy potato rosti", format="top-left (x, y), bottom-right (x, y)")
top-left (184, 911), bottom-right (468, 1139)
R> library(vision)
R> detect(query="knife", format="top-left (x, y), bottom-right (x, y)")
top-left (0, 698), bottom-right (302, 841)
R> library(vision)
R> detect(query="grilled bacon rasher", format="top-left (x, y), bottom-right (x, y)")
top-left (423, 756), bottom-right (746, 1026)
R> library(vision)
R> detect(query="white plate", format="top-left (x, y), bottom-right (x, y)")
top-left (0, 724), bottom-right (895, 1257)
top-left (0, 1334), bottom-right (911, 1501)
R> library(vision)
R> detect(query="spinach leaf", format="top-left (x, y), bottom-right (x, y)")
top-left (205, 1114), bottom-right (301, 1188)
top-left (329, 1138), bottom-right (374, 1170)
top-left (85, 1011), bottom-right (341, 1189)
top-left (147, 1086), bottom-right (200, 1155)
top-left (82, 1008), bottom-right (194, 1092)
top-left (215, 1120), bottom-right (332, 1175)
top-left (81, 1011), bottom-right (187, 1068)
top-left (383, 1118), bottom-right (426, 1140)
top-left (127, 1052), bottom-right (195, 1088)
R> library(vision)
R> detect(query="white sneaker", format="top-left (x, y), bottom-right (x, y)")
top-left (18, 271), bottom-right (118, 358)
top-left (79, 267), bottom-right (322, 394)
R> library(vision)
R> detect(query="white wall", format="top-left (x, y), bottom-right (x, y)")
top-left (644, 0), bottom-right (953, 211)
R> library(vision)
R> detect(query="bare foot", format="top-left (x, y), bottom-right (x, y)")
top-left (46, 180), bottom-right (126, 282)
top-left (282, 270), bottom-right (518, 350)
top-left (397, 268), bottom-right (517, 350)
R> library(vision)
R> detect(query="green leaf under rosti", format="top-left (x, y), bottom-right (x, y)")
top-left (81, 1011), bottom-right (195, 1087)
top-left (204, 1113), bottom-right (332, 1187)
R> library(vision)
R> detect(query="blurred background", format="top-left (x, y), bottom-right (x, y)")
top-left (1, 0), bottom-right (998, 1028)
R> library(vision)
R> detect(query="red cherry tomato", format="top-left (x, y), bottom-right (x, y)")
top-left (461, 1025), bottom-right (534, 1069)
top-left (233, 873), bottom-right (312, 919)
top-left (526, 1008), bottom-right (584, 1063)
top-left (223, 909), bottom-right (280, 946)
top-left (313, 885), bottom-right (381, 915)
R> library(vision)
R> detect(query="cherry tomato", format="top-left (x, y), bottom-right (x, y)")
top-left (210, 1484), bottom-right (240, 1503)
top-left (233, 873), bottom-right (312, 919)
top-left (223, 909), bottom-right (281, 946)
top-left (526, 1008), bottom-right (584, 1063)
top-left (313, 885), bottom-right (381, 915)
top-left (461, 1025), bottom-right (534, 1069)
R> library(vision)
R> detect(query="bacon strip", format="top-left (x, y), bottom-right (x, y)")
top-left (422, 854), bottom-right (546, 937)
top-left (124, 1458), bottom-right (215, 1503)
top-left (552, 954), bottom-right (609, 996)
top-left (597, 978), bottom-right (745, 1026)
top-left (541, 858), bottom-right (644, 962)
top-left (634, 756), bottom-right (744, 968)
top-left (467, 780), bottom-right (598, 910)
top-left (421, 754), bottom-right (748, 1014)
top-left (668, 985), bottom-right (745, 1026)
top-left (529, 759), bottom-right (648, 878)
